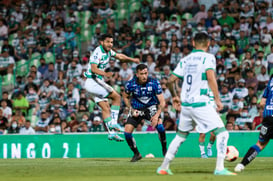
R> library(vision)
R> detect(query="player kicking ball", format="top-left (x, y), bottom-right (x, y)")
top-left (157, 32), bottom-right (236, 175)
top-left (235, 76), bottom-right (273, 172)
top-left (123, 64), bottom-right (167, 162)
top-left (84, 34), bottom-right (139, 141)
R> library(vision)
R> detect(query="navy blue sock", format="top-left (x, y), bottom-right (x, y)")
top-left (241, 144), bottom-right (261, 166)
top-left (156, 124), bottom-right (167, 156)
top-left (124, 132), bottom-right (139, 155)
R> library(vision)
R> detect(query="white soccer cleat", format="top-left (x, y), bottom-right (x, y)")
top-left (108, 133), bottom-right (124, 142)
top-left (234, 163), bottom-right (245, 172)
top-left (108, 123), bottom-right (124, 132)
top-left (207, 148), bottom-right (212, 157)
top-left (201, 153), bottom-right (208, 158)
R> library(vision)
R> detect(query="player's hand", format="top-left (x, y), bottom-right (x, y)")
top-left (133, 58), bottom-right (140, 64)
top-left (150, 114), bottom-right (159, 128)
top-left (105, 72), bottom-right (114, 78)
top-left (215, 99), bottom-right (223, 112)
top-left (172, 96), bottom-right (181, 111)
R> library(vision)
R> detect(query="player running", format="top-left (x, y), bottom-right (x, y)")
top-left (235, 75), bottom-right (273, 172)
top-left (123, 64), bottom-right (167, 162)
top-left (157, 32), bottom-right (236, 175)
top-left (84, 34), bottom-right (139, 141)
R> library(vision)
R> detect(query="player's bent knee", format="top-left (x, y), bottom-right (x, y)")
top-left (109, 91), bottom-right (121, 100)
top-left (177, 130), bottom-right (189, 139)
top-left (124, 124), bottom-right (135, 133)
top-left (213, 127), bottom-right (227, 136)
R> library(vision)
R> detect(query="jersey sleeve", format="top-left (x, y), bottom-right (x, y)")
top-left (89, 49), bottom-right (100, 65)
top-left (263, 79), bottom-right (272, 98)
top-left (204, 55), bottom-right (216, 71)
top-left (172, 60), bottom-right (184, 79)
top-left (154, 79), bottom-right (163, 95)
top-left (110, 49), bottom-right (117, 57)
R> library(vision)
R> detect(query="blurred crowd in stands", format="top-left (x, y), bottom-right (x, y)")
top-left (0, 0), bottom-right (272, 134)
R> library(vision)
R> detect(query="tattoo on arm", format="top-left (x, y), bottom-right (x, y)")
top-left (168, 82), bottom-right (177, 97)
top-left (167, 75), bottom-right (178, 97)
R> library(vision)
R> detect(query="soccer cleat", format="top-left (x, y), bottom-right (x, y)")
top-left (214, 168), bottom-right (237, 175)
top-left (201, 153), bottom-right (208, 158)
top-left (207, 148), bottom-right (212, 157)
top-left (156, 167), bottom-right (173, 175)
top-left (130, 153), bottom-right (142, 162)
top-left (108, 133), bottom-right (124, 142)
top-left (108, 124), bottom-right (124, 132)
top-left (234, 163), bottom-right (245, 172)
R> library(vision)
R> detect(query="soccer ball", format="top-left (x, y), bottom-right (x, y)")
top-left (145, 153), bottom-right (155, 158)
top-left (225, 146), bottom-right (239, 162)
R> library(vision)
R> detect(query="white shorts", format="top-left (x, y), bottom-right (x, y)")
top-left (178, 104), bottom-right (224, 133)
top-left (84, 78), bottom-right (114, 103)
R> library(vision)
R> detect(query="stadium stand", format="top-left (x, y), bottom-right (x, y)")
top-left (0, 0), bottom-right (271, 134)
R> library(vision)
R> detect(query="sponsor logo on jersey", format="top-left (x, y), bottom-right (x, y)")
top-left (137, 97), bottom-right (152, 104)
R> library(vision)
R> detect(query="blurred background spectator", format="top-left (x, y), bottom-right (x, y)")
top-left (1, 0), bottom-right (273, 134)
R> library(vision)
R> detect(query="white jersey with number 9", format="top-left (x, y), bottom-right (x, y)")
top-left (172, 49), bottom-right (216, 107)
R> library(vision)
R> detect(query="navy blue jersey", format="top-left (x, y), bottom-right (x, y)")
top-left (125, 76), bottom-right (162, 110)
top-left (262, 78), bottom-right (273, 117)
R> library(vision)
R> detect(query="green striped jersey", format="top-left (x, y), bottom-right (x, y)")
top-left (84, 45), bottom-right (117, 79)
top-left (173, 49), bottom-right (216, 106)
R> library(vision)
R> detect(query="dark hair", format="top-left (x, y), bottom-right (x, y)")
top-left (136, 64), bottom-right (148, 72)
top-left (100, 34), bottom-right (113, 41)
top-left (193, 32), bottom-right (210, 46)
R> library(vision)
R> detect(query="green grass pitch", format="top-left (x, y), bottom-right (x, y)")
top-left (1, 157), bottom-right (273, 181)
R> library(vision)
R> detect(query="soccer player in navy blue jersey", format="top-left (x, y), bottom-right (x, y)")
top-left (235, 75), bottom-right (273, 172)
top-left (123, 64), bottom-right (167, 162)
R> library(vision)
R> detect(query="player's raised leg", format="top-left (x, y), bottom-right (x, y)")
top-left (107, 91), bottom-right (124, 132)
top-left (156, 119), bottom-right (167, 156)
top-left (98, 101), bottom-right (124, 142)
top-left (235, 138), bottom-right (269, 172)
top-left (124, 118), bottom-right (142, 162)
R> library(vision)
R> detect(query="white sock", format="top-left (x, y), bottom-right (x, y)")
top-left (207, 142), bottom-right (213, 149)
top-left (161, 135), bottom-right (186, 169)
top-left (199, 142), bottom-right (205, 155)
top-left (110, 105), bottom-right (120, 125)
top-left (104, 117), bottom-right (115, 134)
top-left (215, 131), bottom-right (229, 171)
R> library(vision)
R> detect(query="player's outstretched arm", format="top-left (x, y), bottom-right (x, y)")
top-left (115, 53), bottom-right (140, 64)
top-left (207, 69), bottom-right (223, 111)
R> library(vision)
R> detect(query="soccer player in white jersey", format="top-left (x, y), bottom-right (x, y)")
top-left (84, 34), bottom-right (139, 141)
top-left (157, 32), bottom-right (236, 175)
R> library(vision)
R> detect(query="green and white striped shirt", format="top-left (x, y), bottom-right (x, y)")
top-left (84, 45), bottom-right (117, 79)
